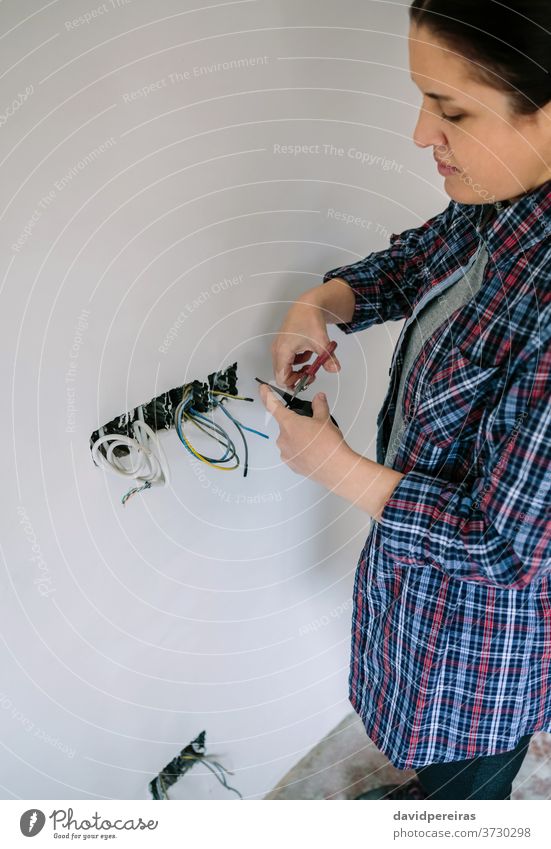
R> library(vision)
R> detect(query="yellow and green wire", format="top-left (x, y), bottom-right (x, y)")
top-left (174, 389), bottom-right (269, 477)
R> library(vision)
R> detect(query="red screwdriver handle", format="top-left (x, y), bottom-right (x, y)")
top-left (292, 340), bottom-right (338, 390)
top-left (305, 340), bottom-right (337, 376)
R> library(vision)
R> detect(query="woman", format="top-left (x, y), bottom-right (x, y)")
top-left (258, 0), bottom-right (551, 800)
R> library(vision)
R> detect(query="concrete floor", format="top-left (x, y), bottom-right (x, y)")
top-left (264, 712), bottom-right (551, 800)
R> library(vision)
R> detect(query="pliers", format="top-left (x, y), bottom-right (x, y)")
top-left (283, 341), bottom-right (338, 407)
top-left (255, 355), bottom-right (339, 431)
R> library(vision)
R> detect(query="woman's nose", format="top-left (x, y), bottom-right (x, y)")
top-left (412, 107), bottom-right (447, 148)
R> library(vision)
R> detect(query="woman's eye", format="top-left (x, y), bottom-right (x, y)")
top-left (441, 112), bottom-right (464, 123)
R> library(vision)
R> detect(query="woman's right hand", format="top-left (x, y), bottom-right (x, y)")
top-left (271, 294), bottom-right (342, 390)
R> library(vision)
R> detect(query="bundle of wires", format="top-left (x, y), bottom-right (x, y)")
top-left (149, 729), bottom-right (242, 800)
top-left (89, 363), bottom-right (269, 506)
top-left (174, 384), bottom-right (269, 480)
top-left (90, 416), bottom-right (170, 505)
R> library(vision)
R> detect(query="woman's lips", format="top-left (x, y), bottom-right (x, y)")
top-left (436, 160), bottom-right (460, 175)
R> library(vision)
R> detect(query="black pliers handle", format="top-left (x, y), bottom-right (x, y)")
top-left (255, 378), bottom-right (339, 429)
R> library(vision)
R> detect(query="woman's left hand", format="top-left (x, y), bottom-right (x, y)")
top-left (258, 383), bottom-right (353, 488)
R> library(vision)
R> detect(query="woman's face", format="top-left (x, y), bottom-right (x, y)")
top-left (408, 22), bottom-right (551, 203)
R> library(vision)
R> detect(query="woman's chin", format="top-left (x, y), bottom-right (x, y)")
top-left (443, 182), bottom-right (493, 205)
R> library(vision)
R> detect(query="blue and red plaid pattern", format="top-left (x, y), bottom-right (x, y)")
top-left (322, 178), bottom-right (551, 768)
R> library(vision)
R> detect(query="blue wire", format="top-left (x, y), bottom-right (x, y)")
top-left (174, 394), bottom-right (268, 476)
top-left (176, 403), bottom-right (235, 462)
top-left (213, 399), bottom-right (270, 439)
top-left (187, 407), bottom-right (236, 452)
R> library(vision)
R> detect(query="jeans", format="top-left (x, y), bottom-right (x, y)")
top-left (415, 734), bottom-right (533, 800)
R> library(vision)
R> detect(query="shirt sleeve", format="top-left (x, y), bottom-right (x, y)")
top-left (322, 200), bottom-right (456, 334)
top-left (376, 345), bottom-right (551, 590)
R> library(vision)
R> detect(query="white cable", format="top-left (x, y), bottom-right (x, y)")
top-left (91, 420), bottom-right (170, 487)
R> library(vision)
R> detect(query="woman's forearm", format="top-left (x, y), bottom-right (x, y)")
top-left (316, 442), bottom-right (405, 521)
top-left (299, 277), bottom-right (356, 325)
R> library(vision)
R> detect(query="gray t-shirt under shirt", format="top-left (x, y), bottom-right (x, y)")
top-left (383, 240), bottom-right (490, 468)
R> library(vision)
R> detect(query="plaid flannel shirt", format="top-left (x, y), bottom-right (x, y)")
top-left (323, 178), bottom-right (551, 768)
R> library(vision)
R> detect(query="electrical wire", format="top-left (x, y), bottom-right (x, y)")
top-left (91, 379), bottom-right (269, 504)
top-left (174, 398), bottom-right (239, 469)
top-left (91, 419), bottom-right (170, 505)
top-left (173, 388), bottom-right (269, 477)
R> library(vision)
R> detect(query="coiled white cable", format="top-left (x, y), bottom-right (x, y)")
top-left (91, 420), bottom-right (170, 488)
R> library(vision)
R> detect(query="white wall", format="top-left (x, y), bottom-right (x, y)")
top-left (2, 0), bottom-right (450, 799)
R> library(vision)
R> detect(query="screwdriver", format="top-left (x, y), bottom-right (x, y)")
top-left (284, 340), bottom-right (338, 408)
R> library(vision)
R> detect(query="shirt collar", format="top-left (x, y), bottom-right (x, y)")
top-left (455, 177), bottom-right (551, 261)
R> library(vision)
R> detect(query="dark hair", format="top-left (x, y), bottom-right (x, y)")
top-left (409, 0), bottom-right (551, 115)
